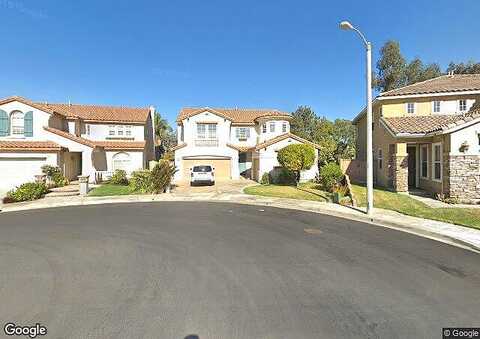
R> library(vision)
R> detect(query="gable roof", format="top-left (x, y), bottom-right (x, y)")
top-left (0, 140), bottom-right (64, 152)
top-left (379, 74), bottom-right (480, 97)
top-left (177, 107), bottom-right (291, 124)
top-left (381, 107), bottom-right (480, 137)
top-left (0, 96), bottom-right (151, 123)
top-left (255, 133), bottom-right (321, 151)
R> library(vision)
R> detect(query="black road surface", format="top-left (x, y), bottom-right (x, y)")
top-left (0, 202), bottom-right (479, 339)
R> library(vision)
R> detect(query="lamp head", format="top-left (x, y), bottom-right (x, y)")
top-left (339, 21), bottom-right (354, 30)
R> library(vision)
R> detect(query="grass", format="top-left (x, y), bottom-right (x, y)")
top-left (351, 184), bottom-right (480, 229)
top-left (88, 183), bottom-right (134, 197)
top-left (244, 182), bottom-right (332, 202)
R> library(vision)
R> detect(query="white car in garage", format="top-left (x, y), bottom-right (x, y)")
top-left (190, 165), bottom-right (215, 186)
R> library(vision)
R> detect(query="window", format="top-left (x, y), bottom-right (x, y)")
top-left (207, 124), bottom-right (216, 139)
top-left (236, 127), bottom-right (250, 140)
top-left (85, 124), bottom-right (91, 135)
top-left (10, 111), bottom-right (24, 136)
top-left (262, 123), bottom-right (267, 133)
top-left (432, 143), bottom-right (442, 181)
top-left (197, 123), bottom-right (216, 139)
top-left (459, 99), bottom-right (467, 112)
top-left (433, 101), bottom-right (441, 113)
top-left (112, 152), bottom-right (131, 172)
top-left (407, 103), bottom-right (415, 114)
top-left (269, 122), bottom-right (275, 133)
top-left (125, 125), bottom-right (132, 137)
top-left (197, 123), bottom-right (206, 139)
top-left (378, 149), bottom-right (383, 169)
top-left (420, 145), bottom-right (428, 178)
top-left (282, 122), bottom-right (287, 133)
top-left (117, 125), bottom-right (124, 136)
top-left (109, 125), bottom-right (115, 136)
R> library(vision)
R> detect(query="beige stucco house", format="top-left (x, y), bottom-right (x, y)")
top-left (351, 74), bottom-right (480, 202)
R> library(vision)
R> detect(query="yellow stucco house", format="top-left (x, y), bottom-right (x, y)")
top-left (351, 74), bottom-right (480, 202)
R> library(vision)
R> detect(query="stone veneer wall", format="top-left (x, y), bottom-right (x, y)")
top-left (445, 155), bottom-right (480, 200)
top-left (391, 154), bottom-right (409, 192)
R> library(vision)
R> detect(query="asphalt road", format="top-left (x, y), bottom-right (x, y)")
top-left (0, 202), bottom-right (479, 339)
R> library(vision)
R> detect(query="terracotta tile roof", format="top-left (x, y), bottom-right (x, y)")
top-left (255, 133), bottom-right (321, 151)
top-left (381, 110), bottom-right (480, 136)
top-left (226, 143), bottom-right (254, 152)
top-left (95, 140), bottom-right (145, 150)
top-left (380, 74), bottom-right (480, 97)
top-left (171, 143), bottom-right (187, 151)
top-left (44, 127), bottom-right (96, 147)
top-left (0, 96), bottom-right (56, 114)
top-left (0, 140), bottom-right (64, 151)
top-left (177, 107), bottom-right (291, 123)
top-left (36, 102), bottom-right (150, 123)
top-left (44, 127), bottom-right (145, 150)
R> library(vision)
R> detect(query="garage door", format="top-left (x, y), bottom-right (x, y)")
top-left (0, 157), bottom-right (47, 191)
top-left (182, 158), bottom-right (231, 181)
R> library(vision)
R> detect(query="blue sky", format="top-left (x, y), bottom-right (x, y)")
top-left (1, 0), bottom-right (479, 124)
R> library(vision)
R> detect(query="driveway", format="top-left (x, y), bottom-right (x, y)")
top-left (1, 202), bottom-right (479, 338)
top-left (173, 179), bottom-right (255, 195)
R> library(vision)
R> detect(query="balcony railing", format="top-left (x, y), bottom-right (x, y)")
top-left (195, 139), bottom-right (219, 147)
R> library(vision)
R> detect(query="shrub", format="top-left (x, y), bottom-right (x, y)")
top-left (6, 182), bottom-right (49, 202)
top-left (129, 170), bottom-right (152, 193)
top-left (41, 165), bottom-right (61, 177)
top-left (276, 168), bottom-right (296, 185)
top-left (111, 169), bottom-right (128, 185)
top-left (260, 172), bottom-right (270, 185)
top-left (52, 172), bottom-right (69, 187)
top-left (319, 162), bottom-right (344, 192)
top-left (277, 144), bottom-right (315, 185)
top-left (150, 160), bottom-right (177, 193)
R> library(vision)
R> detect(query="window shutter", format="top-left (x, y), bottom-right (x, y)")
top-left (24, 111), bottom-right (33, 137)
top-left (0, 110), bottom-right (8, 136)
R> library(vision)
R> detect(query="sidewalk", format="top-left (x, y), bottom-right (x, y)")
top-left (1, 189), bottom-right (480, 253)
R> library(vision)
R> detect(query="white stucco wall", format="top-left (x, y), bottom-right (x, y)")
top-left (106, 151), bottom-right (144, 174)
top-left (258, 120), bottom-right (290, 143)
top-left (257, 137), bottom-right (318, 182)
top-left (0, 101), bottom-right (53, 141)
top-left (81, 122), bottom-right (145, 141)
top-left (229, 125), bottom-right (258, 146)
top-left (450, 121), bottom-right (480, 156)
top-left (431, 98), bottom-right (476, 115)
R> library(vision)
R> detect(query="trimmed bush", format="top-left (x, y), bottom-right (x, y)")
top-left (52, 172), bottom-right (69, 187)
top-left (319, 162), bottom-right (344, 192)
top-left (41, 165), bottom-right (61, 177)
top-left (111, 169), bottom-right (128, 185)
top-left (276, 168), bottom-right (296, 185)
top-left (6, 182), bottom-right (49, 202)
top-left (150, 160), bottom-right (177, 193)
top-left (41, 165), bottom-right (68, 187)
top-left (277, 144), bottom-right (315, 185)
top-left (260, 172), bottom-right (270, 185)
top-left (129, 170), bottom-right (152, 193)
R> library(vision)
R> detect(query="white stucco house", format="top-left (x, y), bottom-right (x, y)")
top-left (0, 96), bottom-right (155, 193)
top-left (172, 107), bottom-right (320, 183)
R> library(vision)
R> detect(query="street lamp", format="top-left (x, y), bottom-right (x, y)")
top-left (340, 20), bottom-right (374, 216)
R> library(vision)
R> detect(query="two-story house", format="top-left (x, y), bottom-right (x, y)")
top-left (172, 107), bottom-right (320, 183)
top-left (0, 96), bottom-right (155, 192)
top-left (352, 74), bottom-right (480, 202)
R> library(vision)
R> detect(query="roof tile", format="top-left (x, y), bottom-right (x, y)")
top-left (177, 107), bottom-right (291, 123)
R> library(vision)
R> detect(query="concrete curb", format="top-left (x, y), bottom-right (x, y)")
top-left (1, 193), bottom-right (479, 254)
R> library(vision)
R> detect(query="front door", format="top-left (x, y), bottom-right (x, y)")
top-left (407, 146), bottom-right (416, 188)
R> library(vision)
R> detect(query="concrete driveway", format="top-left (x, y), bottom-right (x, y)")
top-left (1, 202), bottom-right (479, 338)
top-left (173, 179), bottom-right (255, 195)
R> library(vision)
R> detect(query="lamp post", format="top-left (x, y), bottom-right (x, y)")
top-left (340, 21), bottom-right (374, 216)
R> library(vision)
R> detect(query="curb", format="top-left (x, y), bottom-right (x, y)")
top-left (1, 194), bottom-right (479, 254)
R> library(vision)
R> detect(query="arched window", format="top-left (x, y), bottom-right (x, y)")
top-left (10, 111), bottom-right (24, 136)
top-left (112, 152), bottom-right (131, 172)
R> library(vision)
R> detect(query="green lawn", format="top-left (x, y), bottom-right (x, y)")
top-left (244, 182), bottom-right (332, 202)
top-left (351, 184), bottom-right (480, 229)
top-left (88, 183), bottom-right (134, 197)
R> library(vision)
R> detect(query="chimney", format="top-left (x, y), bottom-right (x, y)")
top-left (149, 105), bottom-right (155, 115)
top-left (68, 100), bottom-right (72, 106)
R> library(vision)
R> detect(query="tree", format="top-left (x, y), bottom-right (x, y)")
top-left (290, 106), bottom-right (317, 140)
top-left (154, 112), bottom-right (176, 153)
top-left (277, 144), bottom-right (315, 186)
top-left (446, 61), bottom-right (480, 74)
top-left (375, 40), bottom-right (407, 92)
